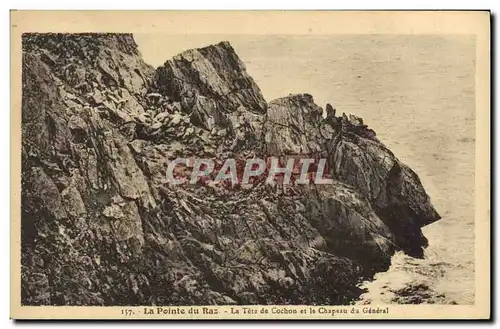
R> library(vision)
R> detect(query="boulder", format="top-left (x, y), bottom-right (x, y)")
top-left (155, 41), bottom-right (267, 133)
top-left (154, 111), bottom-right (169, 122)
top-left (90, 89), bottom-right (104, 105)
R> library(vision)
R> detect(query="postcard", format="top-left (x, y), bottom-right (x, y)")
top-left (10, 10), bottom-right (490, 320)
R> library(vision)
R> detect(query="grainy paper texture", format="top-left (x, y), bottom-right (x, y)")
top-left (10, 10), bottom-right (490, 320)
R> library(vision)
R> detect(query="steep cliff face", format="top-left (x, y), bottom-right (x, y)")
top-left (20, 34), bottom-right (440, 306)
top-left (263, 94), bottom-right (440, 257)
top-left (154, 41), bottom-right (267, 141)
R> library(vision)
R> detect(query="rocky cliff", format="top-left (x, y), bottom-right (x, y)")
top-left (20, 33), bottom-right (440, 306)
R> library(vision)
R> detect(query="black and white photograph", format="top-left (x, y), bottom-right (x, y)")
top-left (10, 10), bottom-right (491, 320)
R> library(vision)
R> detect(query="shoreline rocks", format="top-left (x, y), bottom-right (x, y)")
top-left (20, 33), bottom-right (440, 306)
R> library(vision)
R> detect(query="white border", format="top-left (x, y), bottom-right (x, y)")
top-left (4, 1), bottom-right (497, 328)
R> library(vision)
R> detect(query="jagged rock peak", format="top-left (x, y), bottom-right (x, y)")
top-left (270, 93), bottom-right (316, 104)
top-left (154, 40), bottom-right (268, 116)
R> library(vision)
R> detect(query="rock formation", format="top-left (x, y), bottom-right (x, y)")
top-left (20, 33), bottom-right (440, 306)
